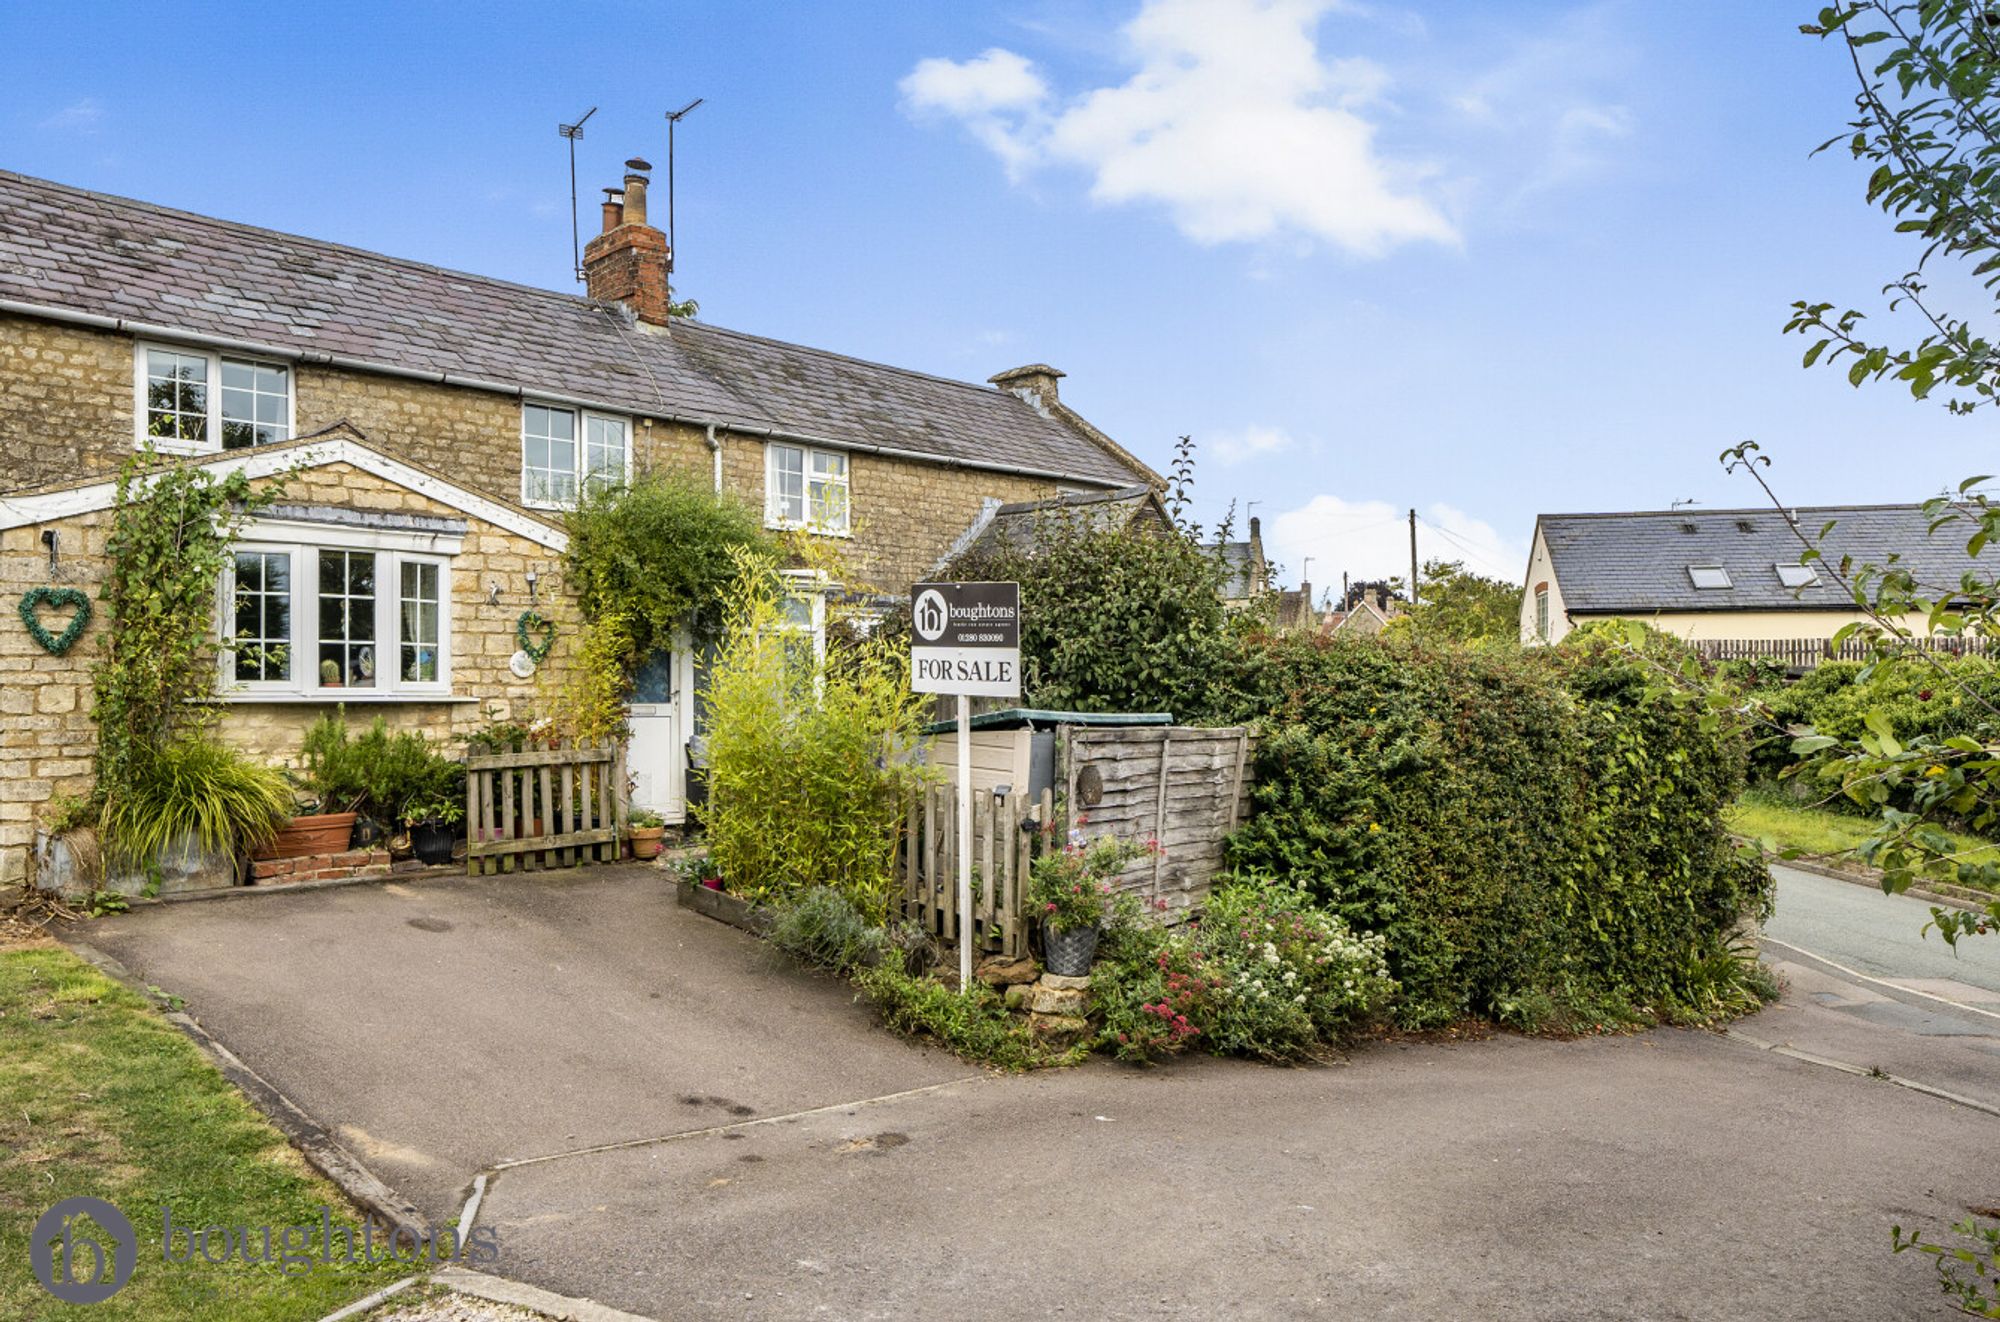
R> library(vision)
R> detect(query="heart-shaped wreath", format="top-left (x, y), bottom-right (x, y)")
top-left (19, 585), bottom-right (92, 656)
top-left (515, 610), bottom-right (557, 664)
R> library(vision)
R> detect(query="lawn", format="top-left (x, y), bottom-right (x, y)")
top-left (0, 943), bottom-right (411, 1320)
top-left (1727, 790), bottom-right (2000, 883)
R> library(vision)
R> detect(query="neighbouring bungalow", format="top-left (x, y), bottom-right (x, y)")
top-left (0, 163), bottom-right (1157, 884)
top-left (1520, 504), bottom-right (1985, 653)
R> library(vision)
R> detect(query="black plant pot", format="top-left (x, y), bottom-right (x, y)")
top-left (411, 823), bottom-right (456, 867)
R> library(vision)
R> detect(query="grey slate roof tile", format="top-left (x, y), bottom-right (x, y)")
top-left (0, 169), bottom-right (1141, 486)
top-left (1541, 505), bottom-right (1990, 613)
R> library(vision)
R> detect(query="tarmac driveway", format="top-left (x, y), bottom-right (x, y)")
top-left (77, 867), bottom-right (2000, 1320)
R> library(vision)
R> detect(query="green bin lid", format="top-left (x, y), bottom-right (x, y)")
top-left (920, 707), bottom-right (1174, 735)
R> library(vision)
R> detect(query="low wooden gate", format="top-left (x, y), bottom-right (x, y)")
top-left (901, 785), bottom-right (1051, 962)
top-left (465, 739), bottom-right (628, 875)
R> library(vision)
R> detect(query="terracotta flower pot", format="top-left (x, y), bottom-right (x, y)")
top-left (629, 826), bottom-right (666, 859)
top-left (255, 812), bottom-right (359, 861)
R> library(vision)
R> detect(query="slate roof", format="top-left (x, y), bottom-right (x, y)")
top-left (952, 485), bottom-right (1167, 561)
top-left (0, 169), bottom-right (1143, 486)
top-left (1539, 505), bottom-right (1990, 612)
top-left (1217, 540), bottom-right (1257, 598)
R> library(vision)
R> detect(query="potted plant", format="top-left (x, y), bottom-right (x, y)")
top-left (628, 808), bottom-right (668, 859)
top-left (403, 796), bottom-right (464, 867)
top-left (1026, 834), bottom-right (1150, 976)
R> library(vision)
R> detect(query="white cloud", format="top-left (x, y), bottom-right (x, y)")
top-left (40, 98), bottom-right (103, 134)
top-left (1210, 425), bottom-right (1296, 466)
top-left (901, 48), bottom-right (1050, 179)
top-left (1267, 494), bottom-right (1525, 588)
top-left (900, 0), bottom-right (1456, 256)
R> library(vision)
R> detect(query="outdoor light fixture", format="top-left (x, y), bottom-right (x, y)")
top-left (40, 529), bottom-right (57, 572)
top-left (992, 783), bottom-right (1012, 802)
top-left (524, 567), bottom-right (539, 604)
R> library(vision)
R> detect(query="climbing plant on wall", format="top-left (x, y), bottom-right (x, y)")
top-left (90, 444), bottom-right (288, 850)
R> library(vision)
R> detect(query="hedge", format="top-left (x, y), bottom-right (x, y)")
top-left (1225, 632), bottom-right (1772, 1029)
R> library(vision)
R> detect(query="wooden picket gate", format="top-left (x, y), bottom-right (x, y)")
top-left (465, 739), bottom-right (628, 875)
top-left (901, 785), bottom-right (1051, 962)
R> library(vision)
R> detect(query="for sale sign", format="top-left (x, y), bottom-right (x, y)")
top-left (910, 581), bottom-right (1021, 698)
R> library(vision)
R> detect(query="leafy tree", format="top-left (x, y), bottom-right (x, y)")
top-left (1791, 2), bottom-right (2000, 411)
top-left (1385, 559), bottom-right (1520, 645)
top-left (1732, 7), bottom-right (1997, 969)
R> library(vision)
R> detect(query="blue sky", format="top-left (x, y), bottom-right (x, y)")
top-left (4, 0), bottom-right (1988, 591)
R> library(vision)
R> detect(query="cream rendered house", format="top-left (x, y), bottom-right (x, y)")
top-left (1520, 505), bottom-right (1981, 647)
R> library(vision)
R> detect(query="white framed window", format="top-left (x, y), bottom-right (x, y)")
top-left (765, 442), bottom-right (850, 534)
top-left (522, 402), bottom-right (628, 508)
top-left (1776, 563), bottom-right (1818, 589)
top-left (777, 569), bottom-right (828, 669)
top-left (1534, 587), bottom-right (1550, 641)
top-left (220, 526), bottom-right (455, 699)
top-left (135, 342), bottom-right (292, 454)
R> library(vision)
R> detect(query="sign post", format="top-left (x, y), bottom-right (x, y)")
top-left (910, 581), bottom-right (1021, 991)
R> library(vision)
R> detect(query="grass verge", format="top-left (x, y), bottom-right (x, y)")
top-left (0, 946), bottom-right (411, 1320)
top-left (1726, 790), bottom-right (2000, 888)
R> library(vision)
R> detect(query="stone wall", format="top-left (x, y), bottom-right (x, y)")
top-left (2, 314), bottom-right (1106, 601)
top-left (0, 457), bottom-right (580, 886)
top-left (711, 433), bottom-right (1059, 596)
top-left (0, 314), bottom-right (135, 492)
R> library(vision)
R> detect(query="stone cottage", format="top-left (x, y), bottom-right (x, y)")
top-left (0, 164), bottom-right (1158, 882)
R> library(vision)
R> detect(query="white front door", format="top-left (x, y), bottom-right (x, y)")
top-left (627, 646), bottom-right (685, 824)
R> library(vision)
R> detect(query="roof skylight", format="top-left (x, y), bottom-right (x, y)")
top-left (1687, 566), bottom-right (1733, 590)
top-left (1776, 563), bottom-right (1817, 588)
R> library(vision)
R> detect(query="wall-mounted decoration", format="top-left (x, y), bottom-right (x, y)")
top-left (515, 610), bottom-right (556, 665)
top-left (18, 586), bottom-right (91, 655)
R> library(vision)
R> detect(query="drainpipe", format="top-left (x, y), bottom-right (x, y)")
top-left (705, 424), bottom-right (721, 494)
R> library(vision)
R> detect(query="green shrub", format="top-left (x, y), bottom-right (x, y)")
top-left (1089, 878), bottom-right (1395, 1062)
top-left (768, 887), bottom-right (890, 974)
top-left (700, 557), bottom-right (932, 921)
top-left (852, 965), bottom-right (1075, 1070)
top-left (563, 468), bottom-right (774, 657)
top-left (299, 711), bottom-right (462, 824)
top-left (99, 739), bottom-right (291, 866)
top-left (1226, 633), bottom-right (1771, 1029)
top-left (942, 504), bottom-right (1249, 720)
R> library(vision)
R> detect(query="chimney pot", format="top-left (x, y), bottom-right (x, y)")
top-left (622, 171), bottom-right (650, 228)
top-left (582, 157), bottom-right (671, 325)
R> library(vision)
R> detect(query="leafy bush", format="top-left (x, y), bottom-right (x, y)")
top-left (99, 739), bottom-right (291, 866)
top-left (1225, 632), bottom-right (1771, 1029)
top-left (768, 887), bottom-right (891, 975)
top-left (299, 711), bottom-right (462, 824)
top-left (563, 469), bottom-right (774, 656)
top-left (852, 965), bottom-right (1077, 1070)
top-left (943, 504), bottom-right (1247, 720)
top-left (701, 556), bottom-right (932, 921)
top-left (1088, 878), bottom-right (1395, 1062)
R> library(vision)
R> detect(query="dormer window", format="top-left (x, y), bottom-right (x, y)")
top-left (521, 402), bottom-right (629, 509)
top-left (135, 343), bottom-right (292, 454)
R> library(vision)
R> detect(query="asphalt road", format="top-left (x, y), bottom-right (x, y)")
top-left (75, 866), bottom-right (2000, 1321)
top-left (1765, 863), bottom-right (2000, 1008)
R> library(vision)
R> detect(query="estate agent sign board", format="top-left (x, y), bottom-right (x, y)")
top-left (910, 580), bottom-right (1021, 988)
top-left (910, 581), bottom-right (1021, 699)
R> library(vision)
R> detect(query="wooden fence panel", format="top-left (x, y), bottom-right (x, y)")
top-left (899, 727), bottom-right (1256, 958)
top-left (465, 739), bottom-right (626, 876)
top-left (1695, 635), bottom-right (1996, 670)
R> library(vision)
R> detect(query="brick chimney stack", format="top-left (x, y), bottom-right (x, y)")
top-left (988, 364), bottom-right (1066, 416)
top-left (583, 157), bottom-right (671, 326)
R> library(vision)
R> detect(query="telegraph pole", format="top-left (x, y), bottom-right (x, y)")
top-left (1408, 509), bottom-right (1419, 607)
